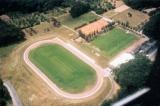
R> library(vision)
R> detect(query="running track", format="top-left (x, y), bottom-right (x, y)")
top-left (23, 38), bottom-right (113, 99)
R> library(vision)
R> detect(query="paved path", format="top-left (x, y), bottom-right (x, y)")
top-left (62, 25), bottom-right (78, 34)
top-left (3, 81), bottom-right (23, 106)
top-left (23, 38), bottom-right (113, 100)
top-left (91, 11), bottom-right (113, 23)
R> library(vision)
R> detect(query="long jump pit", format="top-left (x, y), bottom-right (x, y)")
top-left (23, 37), bottom-right (113, 100)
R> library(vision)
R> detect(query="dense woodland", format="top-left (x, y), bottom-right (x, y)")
top-left (0, 0), bottom-right (65, 14)
top-left (0, 0), bottom-right (110, 14)
top-left (0, 20), bottom-right (25, 46)
top-left (0, 0), bottom-right (114, 46)
top-left (102, 55), bottom-right (152, 106)
top-left (124, 0), bottom-right (160, 9)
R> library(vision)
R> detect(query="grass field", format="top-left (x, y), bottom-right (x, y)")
top-left (91, 28), bottom-right (138, 58)
top-left (61, 12), bottom-right (100, 29)
top-left (29, 44), bottom-right (96, 93)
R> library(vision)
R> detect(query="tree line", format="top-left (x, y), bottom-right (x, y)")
top-left (124, 0), bottom-right (160, 9)
top-left (0, 0), bottom-right (65, 15)
top-left (0, 19), bottom-right (25, 47)
top-left (102, 55), bottom-right (152, 106)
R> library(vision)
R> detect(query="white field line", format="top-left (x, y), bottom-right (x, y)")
top-left (23, 38), bottom-right (113, 99)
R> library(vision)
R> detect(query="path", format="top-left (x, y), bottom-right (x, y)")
top-left (91, 11), bottom-right (113, 22)
top-left (3, 81), bottom-right (23, 106)
top-left (62, 25), bottom-right (78, 34)
top-left (23, 38), bottom-right (113, 100)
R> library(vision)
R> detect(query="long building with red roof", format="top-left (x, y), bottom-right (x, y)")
top-left (78, 18), bottom-right (111, 41)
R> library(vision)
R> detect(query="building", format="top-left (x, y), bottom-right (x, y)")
top-left (78, 18), bottom-right (111, 41)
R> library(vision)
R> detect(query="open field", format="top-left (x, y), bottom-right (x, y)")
top-left (60, 12), bottom-right (100, 29)
top-left (29, 44), bottom-right (96, 93)
top-left (0, 27), bottom-right (115, 106)
top-left (91, 28), bottom-right (138, 58)
top-left (112, 8), bottom-right (149, 27)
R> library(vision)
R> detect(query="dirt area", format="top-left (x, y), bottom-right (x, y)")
top-left (114, 0), bottom-right (124, 8)
top-left (112, 8), bottom-right (150, 27)
top-left (0, 26), bottom-right (117, 106)
top-left (103, 10), bottom-right (119, 18)
top-left (114, 5), bottom-right (129, 13)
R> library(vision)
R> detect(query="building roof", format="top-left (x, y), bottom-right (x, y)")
top-left (78, 18), bottom-right (109, 36)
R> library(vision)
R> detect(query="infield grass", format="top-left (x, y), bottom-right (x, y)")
top-left (92, 28), bottom-right (138, 58)
top-left (29, 44), bottom-right (96, 93)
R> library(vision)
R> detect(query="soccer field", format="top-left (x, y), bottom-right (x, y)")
top-left (92, 28), bottom-right (138, 58)
top-left (29, 44), bottom-right (96, 93)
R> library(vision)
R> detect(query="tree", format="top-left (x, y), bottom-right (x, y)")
top-left (0, 0), bottom-right (65, 14)
top-left (102, 55), bottom-right (152, 106)
top-left (123, 0), bottom-right (160, 9)
top-left (105, 2), bottom-right (113, 10)
top-left (128, 12), bottom-right (132, 17)
top-left (115, 55), bottom-right (152, 91)
top-left (0, 20), bottom-right (25, 46)
top-left (143, 12), bottom-right (160, 41)
top-left (70, 1), bottom-right (90, 18)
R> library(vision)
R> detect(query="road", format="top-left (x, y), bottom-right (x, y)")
top-left (23, 38), bottom-right (113, 100)
top-left (3, 81), bottom-right (23, 106)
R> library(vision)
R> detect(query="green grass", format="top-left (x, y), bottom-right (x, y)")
top-left (29, 44), bottom-right (96, 93)
top-left (92, 28), bottom-right (138, 58)
top-left (61, 12), bottom-right (100, 29)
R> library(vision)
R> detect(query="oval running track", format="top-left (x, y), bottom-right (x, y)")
top-left (23, 38), bottom-right (113, 100)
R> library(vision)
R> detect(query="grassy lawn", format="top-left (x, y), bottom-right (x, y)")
top-left (91, 28), bottom-right (138, 58)
top-left (29, 44), bottom-right (96, 93)
top-left (61, 12), bottom-right (100, 29)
